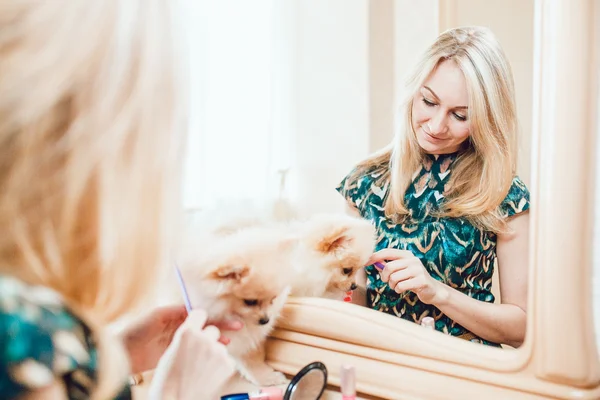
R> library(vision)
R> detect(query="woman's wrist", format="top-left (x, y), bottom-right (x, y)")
top-left (430, 279), bottom-right (451, 306)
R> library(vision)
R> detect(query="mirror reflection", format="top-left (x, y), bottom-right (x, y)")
top-left (178, 0), bottom-right (538, 396)
top-left (183, 0), bottom-right (534, 350)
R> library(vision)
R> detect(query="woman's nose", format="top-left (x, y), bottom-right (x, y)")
top-left (427, 111), bottom-right (448, 135)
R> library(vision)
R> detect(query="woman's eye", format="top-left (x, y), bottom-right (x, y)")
top-left (422, 98), bottom-right (436, 107)
top-left (244, 299), bottom-right (259, 306)
top-left (453, 112), bottom-right (467, 121)
top-left (342, 268), bottom-right (353, 275)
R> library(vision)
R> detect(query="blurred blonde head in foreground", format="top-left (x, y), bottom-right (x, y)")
top-left (0, 1), bottom-right (187, 396)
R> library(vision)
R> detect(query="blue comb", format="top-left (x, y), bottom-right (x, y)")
top-left (174, 264), bottom-right (193, 313)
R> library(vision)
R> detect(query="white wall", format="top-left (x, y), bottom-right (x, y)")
top-left (393, 0), bottom-right (440, 106)
top-left (286, 0), bottom-right (371, 215)
top-left (368, 0), bottom-right (394, 153)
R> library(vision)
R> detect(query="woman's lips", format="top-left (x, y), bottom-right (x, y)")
top-left (421, 127), bottom-right (447, 142)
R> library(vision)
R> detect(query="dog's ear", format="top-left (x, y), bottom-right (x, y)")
top-left (212, 264), bottom-right (250, 281)
top-left (315, 227), bottom-right (352, 255)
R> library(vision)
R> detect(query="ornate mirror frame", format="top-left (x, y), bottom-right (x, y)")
top-left (265, 0), bottom-right (600, 398)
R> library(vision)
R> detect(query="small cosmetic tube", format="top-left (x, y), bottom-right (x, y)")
top-left (421, 316), bottom-right (435, 330)
top-left (258, 387), bottom-right (283, 400)
top-left (340, 364), bottom-right (356, 400)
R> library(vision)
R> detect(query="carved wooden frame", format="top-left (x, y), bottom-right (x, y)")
top-left (265, 1), bottom-right (600, 398)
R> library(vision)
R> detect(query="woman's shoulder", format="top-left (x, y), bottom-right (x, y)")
top-left (499, 176), bottom-right (530, 218)
top-left (0, 274), bottom-right (106, 398)
top-left (336, 160), bottom-right (389, 211)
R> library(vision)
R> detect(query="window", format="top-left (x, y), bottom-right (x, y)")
top-left (182, 0), bottom-right (290, 210)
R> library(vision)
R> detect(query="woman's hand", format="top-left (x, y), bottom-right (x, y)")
top-left (123, 305), bottom-right (243, 374)
top-left (149, 309), bottom-right (236, 400)
top-left (368, 249), bottom-right (446, 305)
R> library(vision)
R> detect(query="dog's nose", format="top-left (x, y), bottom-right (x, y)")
top-left (350, 283), bottom-right (358, 290)
top-left (258, 317), bottom-right (270, 325)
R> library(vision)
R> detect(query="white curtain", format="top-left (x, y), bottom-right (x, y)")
top-left (182, 0), bottom-right (292, 211)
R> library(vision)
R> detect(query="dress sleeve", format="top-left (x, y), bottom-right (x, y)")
top-left (499, 176), bottom-right (530, 218)
top-left (335, 168), bottom-right (374, 216)
top-left (0, 284), bottom-right (73, 397)
top-left (0, 277), bottom-right (131, 399)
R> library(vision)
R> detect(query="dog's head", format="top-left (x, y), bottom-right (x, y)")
top-left (299, 213), bottom-right (376, 296)
top-left (183, 227), bottom-right (294, 327)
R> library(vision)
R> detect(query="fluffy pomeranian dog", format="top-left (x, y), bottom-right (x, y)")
top-left (174, 225), bottom-right (295, 386)
top-left (174, 205), bottom-right (375, 386)
top-left (192, 204), bottom-right (376, 299)
top-left (286, 213), bottom-right (376, 299)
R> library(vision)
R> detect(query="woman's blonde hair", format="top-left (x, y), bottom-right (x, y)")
top-left (352, 26), bottom-right (517, 233)
top-left (0, 1), bottom-right (186, 396)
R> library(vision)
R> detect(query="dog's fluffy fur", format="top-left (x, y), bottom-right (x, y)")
top-left (286, 213), bottom-right (376, 299)
top-left (174, 205), bottom-right (376, 386)
top-left (175, 225), bottom-right (294, 386)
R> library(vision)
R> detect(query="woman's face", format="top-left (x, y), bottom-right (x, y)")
top-left (412, 60), bottom-right (471, 154)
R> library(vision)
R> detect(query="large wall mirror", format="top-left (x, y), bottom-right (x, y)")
top-left (262, 1), bottom-right (600, 398)
top-left (164, 0), bottom-right (600, 398)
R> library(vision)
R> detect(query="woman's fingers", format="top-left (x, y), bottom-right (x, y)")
top-left (379, 259), bottom-right (410, 282)
top-left (184, 309), bottom-right (209, 329)
top-left (366, 248), bottom-right (414, 266)
top-left (393, 277), bottom-right (420, 294)
top-left (218, 336), bottom-right (231, 345)
top-left (388, 268), bottom-right (414, 289)
top-left (202, 325), bottom-right (221, 341)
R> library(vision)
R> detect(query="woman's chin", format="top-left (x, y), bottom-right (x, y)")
top-left (416, 135), bottom-right (442, 154)
top-left (417, 133), bottom-right (462, 155)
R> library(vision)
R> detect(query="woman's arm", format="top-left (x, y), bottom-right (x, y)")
top-left (121, 305), bottom-right (243, 374)
top-left (431, 211), bottom-right (529, 347)
top-left (371, 211), bottom-right (530, 347)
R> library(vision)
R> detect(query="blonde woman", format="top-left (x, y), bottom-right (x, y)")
top-left (0, 2), bottom-right (237, 399)
top-left (338, 26), bottom-right (529, 348)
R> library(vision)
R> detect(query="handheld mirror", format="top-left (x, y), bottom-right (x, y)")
top-left (283, 361), bottom-right (327, 400)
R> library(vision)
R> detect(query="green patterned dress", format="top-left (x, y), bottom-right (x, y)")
top-left (337, 152), bottom-right (530, 346)
top-left (0, 274), bottom-right (131, 399)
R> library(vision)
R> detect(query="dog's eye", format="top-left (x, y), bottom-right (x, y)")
top-left (342, 268), bottom-right (353, 275)
top-left (244, 299), bottom-right (259, 306)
